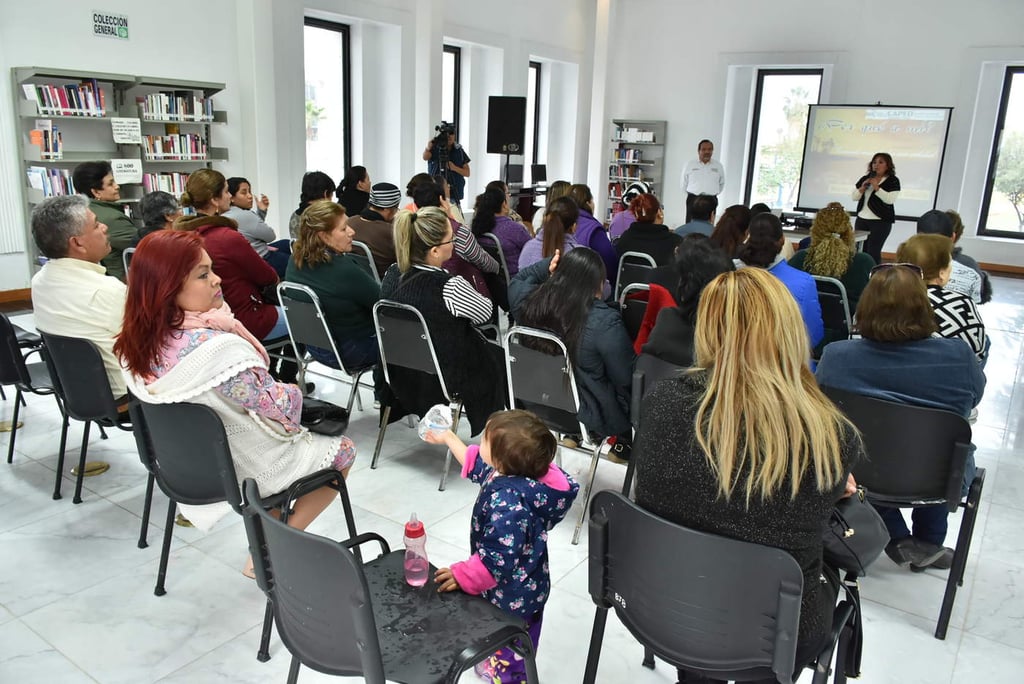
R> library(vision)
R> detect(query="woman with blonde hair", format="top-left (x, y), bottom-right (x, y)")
top-left (896, 234), bottom-right (987, 362)
top-left (635, 267), bottom-right (861, 684)
top-left (379, 206), bottom-right (505, 435)
top-left (790, 202), bottom-right (875, 310)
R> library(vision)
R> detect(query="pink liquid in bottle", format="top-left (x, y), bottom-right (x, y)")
top-left (403, 513), bottom-right (429, 587)
top-left (404, 553), bottom-right (429, 587)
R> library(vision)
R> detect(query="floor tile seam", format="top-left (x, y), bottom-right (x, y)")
top-left (858, 594), bottom-right (970, 634)
top-left (4, 616), bottom-right (102, 683)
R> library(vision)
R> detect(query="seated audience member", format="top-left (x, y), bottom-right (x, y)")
top-left (608, 181), bottom-right (651, 241)
top-left (519, 197), bottom-right (580, 272)
top-left (896, 234), bottom-right (987, 363)
top-left (347, 182), bottom-right (402, 278)
top-left (116, 230), bottom-right (354, 563)
top-left (174, 169), bottom-right (288, 345)
top-left (136, 191), bottom-right (181, 243)
top-left (510, 248), bottom-right (636, 459)
top-left (749, 202), bottom-right (771, 216)
top-left (816, 264), bottom-right (985, 571)
top-left (750, 202), bottom-right (795, 258)
top-left (379, 207), bottom-right (505, 436)
top-left (223, 176), bottom-right (289, 277)
top-left (946, 209), bottom-right (992, 303)
top-left (635, 267), bottom-right (861, 683)
top-left (917, 209), bottom-right (982, 304)
top-left (335, 165), bottom-right (371, 216)
top-left (289, 171), bottom-right (335, 239)
top-left (789, 202), bottom-right (876, 312)
top-left (532, 179), bottom-right (571, 232)
top-left (737, 213), bottom-right (825, 349)
top-left (285, 199), bottom-right (381, 372)
top-left (72, 160), bottom-right (138, 281)
top-left (674, 193), bottom-right (718, 237)
top-left (30, 195), bottom-right (127, 398)
top-left (568, 184), bottom-right (619, 279)
top-left (614, 193), bottom-right (682, 267)
top-left (485, 180), bottom-right (525, 225)
top-left (641, 237), bottom-right (735, 366)
top-left (403, 172), bottom-right (433, 212)
top-left (472, 187), bottom-right (532, 278)
top-left (708, 204), bottom-right (751, 259)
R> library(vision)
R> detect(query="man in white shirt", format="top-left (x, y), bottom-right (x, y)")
top-left (680, 139), bottom-right (725, 222)
top-left (30, 195), bottom-right (128, 397)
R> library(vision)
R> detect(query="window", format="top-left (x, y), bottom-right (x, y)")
top-left (526, 61), bottom-right (542, 169)
top-left (744, 69), bottom-right (823, 211)
top-left (303, 18), bottom-right (351, 182)
top-left (442, 45), bottom-right (461, 134)
top-left (979, 67), bottom-right (1024, 237)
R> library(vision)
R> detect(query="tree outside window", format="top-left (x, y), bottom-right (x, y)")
top-left (981, 68), bottom-right (1024, 236)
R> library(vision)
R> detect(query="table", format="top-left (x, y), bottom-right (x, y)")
top-left (783, 227), bottom-right (870, 252)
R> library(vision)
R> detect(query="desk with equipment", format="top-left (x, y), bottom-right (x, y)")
top-left (781, 212), bottom-right (869, 252)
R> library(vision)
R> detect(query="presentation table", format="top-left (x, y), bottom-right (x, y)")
top-left (783, 228), bottom-right (870, 252)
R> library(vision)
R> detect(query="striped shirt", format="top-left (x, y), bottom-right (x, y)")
top-left (412, 264), bottom-right (493, 325)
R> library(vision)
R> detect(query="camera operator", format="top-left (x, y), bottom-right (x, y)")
top-left (423, 123), bottom-right (471, 207)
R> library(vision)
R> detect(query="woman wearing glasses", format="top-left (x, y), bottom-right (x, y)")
top-left (816, 264), bottom-right (985, 572)
top-left (896, 234), bottom-right (988, 363)
top-left (379, 206), bottom-right (505, 435)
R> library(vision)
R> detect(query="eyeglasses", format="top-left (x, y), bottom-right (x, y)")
top-left (433, 238), bottom-right (455, 247)
top-left (869, 262), bottom-right (923, 279)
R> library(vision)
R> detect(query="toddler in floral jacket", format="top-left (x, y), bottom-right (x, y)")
top-left (426, 409), bottom-right (579, 683)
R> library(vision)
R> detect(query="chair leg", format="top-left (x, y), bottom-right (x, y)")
top-left (439, 402), bottom-right (463, 492)
top-left (286, 654), bottom-right (300, 684)
top-left (642, 646), bottom-right (655, 668)
top-left (582, 607), bottom-right (610, 684)
top-left (370, 404), bottom-right (392, 469)
top-left (345, 370), bottom-right (365, 414)
top-left (97, 422), bottom-right (108, 440)
top-left (6, 387), bottom-right (23, 463)
top-left (18, 391), bottom-right (26, 408)
top-left (138, 472), bottom-right (155, 549)
top-left (258, 598), bottom-right (274, 662)
top-left (572, 441), bottom-right (605, 545)
top-left (52, 414), bottom-right (70, 500)
top-left (72, 421), bottom-right (91, 504)
top-left (155, 500), bottom-right (176, 596)
top-left (955, 471), bottom-right (986, 588)
top-left (935, 472), bottom-right (985, 639)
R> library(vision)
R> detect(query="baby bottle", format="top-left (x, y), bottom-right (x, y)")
top-left (403, 513), bottom-right (429, 587)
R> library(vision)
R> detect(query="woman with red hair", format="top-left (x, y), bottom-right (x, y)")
top-left (614, 193), bottom-right (682, 267)
top-left (115, 230), bottom-right (355, 575)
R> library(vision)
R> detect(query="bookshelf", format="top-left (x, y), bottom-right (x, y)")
top-left (606, 119), bottom-right (666, 221)
top-left (11, 67), bottom-right (228, 260)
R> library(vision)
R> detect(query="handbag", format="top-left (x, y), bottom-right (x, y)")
top-left (822, 486), bottom-right (890, 577)
top-left (300, 397), bottom-right (350, 437)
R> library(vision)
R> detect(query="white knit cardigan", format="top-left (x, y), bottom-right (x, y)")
top-left (124, 332), bottom-right (344, 529)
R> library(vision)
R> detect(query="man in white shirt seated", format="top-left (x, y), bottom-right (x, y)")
top-left (917, 209), bottom-right (982, 304)
top-left (30, 195), bottom-right (128, 398)
top-left (679, 139), bottom-right (725, 222)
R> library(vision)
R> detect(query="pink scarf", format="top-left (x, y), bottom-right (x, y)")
top-left (180, 301), bottom-right (270, 365)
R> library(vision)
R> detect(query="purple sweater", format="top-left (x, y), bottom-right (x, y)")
top-left (575, 209), bottom-right (619, 280)
top-left (480, 215), bottom-right (532, 278)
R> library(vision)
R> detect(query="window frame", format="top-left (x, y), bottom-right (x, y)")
top-left (303, 17), bottom-right (352, 172)
top-left (978, 65), bottom-right (1024, 238)
top-left (443, 44), bottom-right (462, 135)
top-left (528, 60), bottom-right (542, 165)
top-left (743, 67), bottom-right (824, 208)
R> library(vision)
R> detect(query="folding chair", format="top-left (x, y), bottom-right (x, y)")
top-left (122, 246), bottom-right (135, 276)
top-left (812, 276), bottom-right (853, 358)
top-left (822, 386), bottom-right (983, 640)
top-left (371, 300), bottom-right (464, 491)
top-left (480, 232), bottom-right (511, 286)
top-left (241, 478), bottom-right (539, 684)
top-left (618, 283), bottom-right (650, 342)
top-left (277, 281), bottom-right (374, 413)
top-left (503, 325), bottom-right (614, 545)
top-left (129, 400), bottom-right (355, 663)
top-left (350, 240), bottom-right (381, 284)
top-left (584, 490), bottom-right (857, 684)
top-left (615, 251), bottom-right (656, 299)
top-left (0, 314), bottom-right (57, 464)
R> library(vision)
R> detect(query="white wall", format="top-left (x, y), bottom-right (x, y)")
top-left (598, 0), bottom-right (1024, 266)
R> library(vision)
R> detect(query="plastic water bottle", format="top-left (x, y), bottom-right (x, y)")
top-left (403, 513), bottom-right (429, 587)
top-left (417, 404), bottom-right (453, 441)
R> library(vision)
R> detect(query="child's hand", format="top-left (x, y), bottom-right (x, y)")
top-left (435, 567), bottom-right (461, 592)
top-left (422, 428), bottom-right (453, 445)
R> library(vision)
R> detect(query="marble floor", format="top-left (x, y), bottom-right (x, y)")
top-left (1, 276), bottom-right (1024, 684)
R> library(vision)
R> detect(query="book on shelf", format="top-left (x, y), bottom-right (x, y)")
top-left (142, 172), bottom-right (190, 195)
top-left (30, 119), bottom-right (62, 159)
top-left (27, 166), bottom-right (75, 197)
top-left (141, 133), bottom-right (209, 160)
top-left (22, 80), bottom-right (107, 117)
top-left (612, 126), bottom-right (656, 143)
top-left (613, 149), bottom-right (643, 163)
top-left (136, 91), bottom-right (215, 122)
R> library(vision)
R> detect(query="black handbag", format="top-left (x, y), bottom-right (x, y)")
top-left (300, 397), bottom-right (350, 437)
top-left (822, 486), bottom-right (890, 577)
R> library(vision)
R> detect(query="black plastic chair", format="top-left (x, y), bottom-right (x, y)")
top-left (129, 399), bottom-right (356, 662)
top-left (621, 356), bottom-right (686, 497)
top-left (618, 283), bottom-right (650, 342)
top-left (240, 477), bottom-right (539, 684)
top-left (503, 326), bottom-right (613, 545)
top-left (615, 251), bottom-right (656, 299)
top-left (822, 386), bottom-right (984, 640)
top-left (812, 276), bottom-right (853, 356)
top-left (371, 300), bottom-right (464, 491)
top-left (583, 490), bottom-right (856, 684)
top-left (277, 281), bottom-right (374, 413)
top-left (38, 331), bottom-right (131, 504)
top-left (0, 314), bottom-right (57, 465)
top-left (350, 240), bottom-right (381, 284)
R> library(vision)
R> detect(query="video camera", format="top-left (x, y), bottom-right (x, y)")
top-left (432, 121), bottom-right (455, 170)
